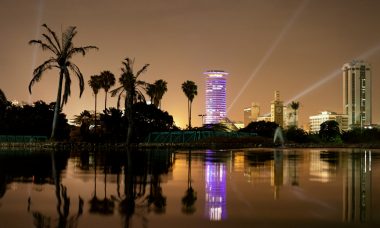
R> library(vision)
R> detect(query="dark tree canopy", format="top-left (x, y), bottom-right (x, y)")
top-left (97, 103), bottom-right (178, 143)
top-left (0, 101), bottom-right (70, 140)
top-left (239, 121), bottom-right (279, 138)
top-left (284, 126), bottom-right (309, 143)
top-left (319, 120), bottom-right (341, 142)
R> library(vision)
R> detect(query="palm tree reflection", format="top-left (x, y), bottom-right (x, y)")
top-left (182, 150), bottom-right (197, 214)
top-left (89, 151), bottom-right (115, 215)
top-left (28, 151), bottom-right (83, 228)
top-left (118, 149), bottom-right (173, 227)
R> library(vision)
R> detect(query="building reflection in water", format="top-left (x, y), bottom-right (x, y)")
top-left (309, 150), bottom-right (338, 183)
top-left (343, 150), bottom-right (372, 223)
top-left (205, 151), bottom-right (227, 221)
top-left (271, 150), bottom-right (283, 200)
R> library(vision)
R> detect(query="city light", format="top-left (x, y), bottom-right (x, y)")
top-left (204, 70), bottom-right (228, 124)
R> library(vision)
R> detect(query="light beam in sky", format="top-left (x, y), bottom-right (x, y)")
top-left (29, 0), bottom-right (44, 104)
top-left (227, 0), bottom-right (309, 113)
top-left (284, 43), bottom-right (380, 105)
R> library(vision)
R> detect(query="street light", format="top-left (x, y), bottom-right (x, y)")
top-left (198, 114), bottom-right (206, 126)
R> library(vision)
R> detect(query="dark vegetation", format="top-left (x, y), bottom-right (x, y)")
top-left (1, 92), bottom-right (380, 147)
top-left (238, 120), bottom-right (380, 146)
top-left (71, 102), bottom-right (178, 143)
top-left (0, 100), bottom-right (70, 140)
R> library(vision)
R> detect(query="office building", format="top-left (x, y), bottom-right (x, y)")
top-left (243, 103), bottom-right (260, 126)
top-left (342, 60), bottom-right (372, 128)
top-left (309, 111), bottom-right (348, 133)
top-left (270, 91), bottom-right (284, 127)
top-left (204, 70), bottom-right (228, 124)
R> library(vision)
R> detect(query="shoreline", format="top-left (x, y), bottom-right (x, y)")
top-left (1, 141), bottom-right (380, 151)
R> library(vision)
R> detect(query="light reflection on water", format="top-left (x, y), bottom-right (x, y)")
top-left (0, 148), bottom-right (379, 228)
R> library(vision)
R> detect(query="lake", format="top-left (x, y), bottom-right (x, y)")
top-left (1, 148), bottom-right (380, 228)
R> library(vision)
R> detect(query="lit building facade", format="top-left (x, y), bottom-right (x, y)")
top-left (342, 60), bottom-right (372, 128)
top-left (243, 103), bottom-right (260, 127)
top-left (204, 70), bottom-right (228, 124)
top-left (309, 111), bottom-right (348, 133)
top-left (270, 91), bottom-right (284, 127)
top-left (257, 115), bottom-right (271, 122)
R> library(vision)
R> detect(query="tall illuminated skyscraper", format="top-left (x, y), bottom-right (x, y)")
top-left (204, 70), bottom-right (228, 124)
top-left (342, 60), bottom-right (372, 128)
top-left (270, 91), bottom-right (284, 127)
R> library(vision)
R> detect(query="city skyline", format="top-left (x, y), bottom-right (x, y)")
top-left (1, 0), bottom-right (380, 128)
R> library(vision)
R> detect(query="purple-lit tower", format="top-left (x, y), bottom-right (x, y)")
top-left (204, 70), bottom-right (228, 124)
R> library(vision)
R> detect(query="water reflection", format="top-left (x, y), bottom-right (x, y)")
top-left (0, 148), bottom-right (379, 227)
top-left (205, 150), bottom-right (227, 221)
top-left (342, 150), bottom-right (372, 223)
top-left (181, 150), bottom-right (197, 214)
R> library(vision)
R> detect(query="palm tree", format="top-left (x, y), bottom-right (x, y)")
top-left (28, 24), bottom-right (98, 139)
top-left (153, 79), bottom-right (167, 108)
top-left (145, 83), bottom-right (156, 105)
top-left (111, 58), bottom-right (149, 145)
top-left (290, 101), bottom-right (300, 127)
top-left (89, 75), bottom-right (102, 132)
top-left (181, 81), bottom-right (197, 129)
top-left (99, 71), bottom-right (115, 111)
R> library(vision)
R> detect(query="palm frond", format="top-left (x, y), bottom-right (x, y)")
top-left (42, 24), bottom-right (62, 51)
top-left (29, 58), bottom-right (57, 94)
top-left (136, 89), bottom-right (146, 103)
top-left (116, 90), bottom-right (125, 110)
top-left (29, 39), bottom-right (57, 54)
top-left (110, 86), bottom-right (124, 97)
top-left (136, 80), bottom-right (147, 87)
top-left (121, 58), bottom-right (134, 74)
top-left (62, 26), bottom-right (77, 51)
top-left (135, 64), bottom-right (149, 78)
top-left (67, 45), bottom-right (98, 58)
top-left (42, 34), bottom-right (60, 55)
top-left (61, 69), bottom-right (72, 107)
top-left (68, 63), bottom-right (85, 97)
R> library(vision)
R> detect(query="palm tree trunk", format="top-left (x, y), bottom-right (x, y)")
top-left (94, 93), bottom-right (97, 133)
top-left (104, 90), bottom-right (108, 111)
top-left (51, 72), bottom-right (64, 139)
top-left (189, 100), bottom-right (192, 129)
top-left (126, 95), bottom-right (133, 145)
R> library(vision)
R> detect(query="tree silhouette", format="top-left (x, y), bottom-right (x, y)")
top-left (145, 83), bottom-right (156, 105)
top-left (88, 75), bottom-right (102, 133)
top-left (99, 71), bottom-right (115, 111)
top-left (290, 101), bottom-right (300, 127)
top-left (111, 58), bottom-right (149, 145)
top-left (181, 81), bottom-right (198, 129)
top-left (153, 79), bottom-right (167, 108)
top-left (319, 120), bottom-right (341, 142)
top-left (28, 24), bottom-right (98, 139)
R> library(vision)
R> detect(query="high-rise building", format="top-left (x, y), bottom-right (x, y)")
top-left (204, 70), bottom-right (228, 124)
top-left (270, 91), bottom-right (284, 127)
top-left (309, 111), bottom-right (348, 133)
top-left (243, 102), bottom-right (260, 126)
top-left (342, 60), bottom-right (372, 128)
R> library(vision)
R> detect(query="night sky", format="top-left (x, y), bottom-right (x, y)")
top-left (1, 0), bottom-right (379, 128)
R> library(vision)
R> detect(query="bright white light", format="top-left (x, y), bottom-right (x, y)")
top-left (228, 0), bottom-right (310, 112)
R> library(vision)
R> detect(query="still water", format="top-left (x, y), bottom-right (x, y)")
top-left (1, 148), bottom-right (380, 228)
